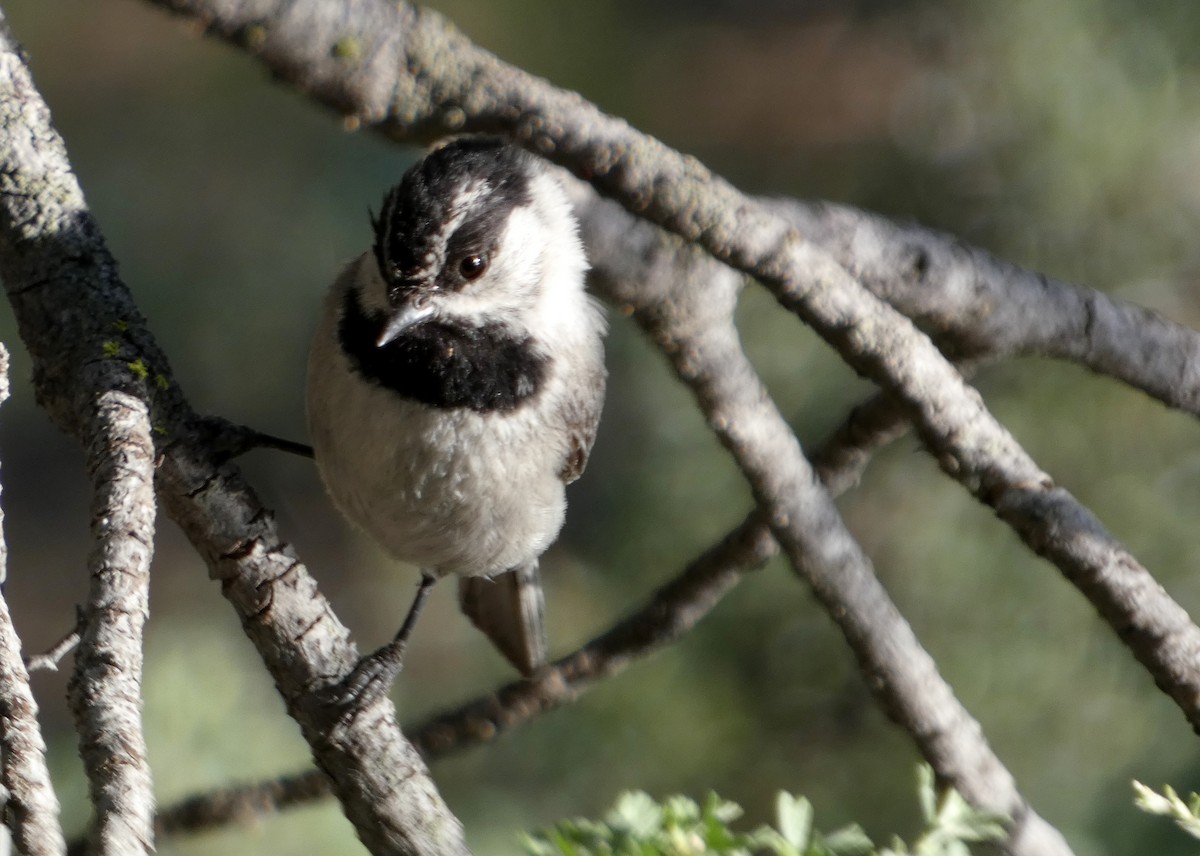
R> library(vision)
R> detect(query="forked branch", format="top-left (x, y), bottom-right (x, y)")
top-left (0, 12), bottom-right (466, 856)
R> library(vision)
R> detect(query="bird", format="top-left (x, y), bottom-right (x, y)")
top-left (306, 136), bottom-right (606, 690)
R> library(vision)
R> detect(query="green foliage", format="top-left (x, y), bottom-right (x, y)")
top-left (1133, 781), bottom-right (1200, 841)
top-left (522, 766), bottom-right (1006, 856)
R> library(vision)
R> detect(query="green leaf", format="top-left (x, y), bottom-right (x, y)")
top-left (820, 824), bottom-right (876, 856)
top-left (1132, 780), bottom-right (1200, 841)
top-left (916, 764), bottom-right (937, 825)
top-left (519, 832), bottom-right (557, 856)
top-left (522, 764), bottom-right (1016, 856)
top-left (704, 791), bottom-right (745, 825)
top-left (748, 827), bottom-right (800, 856)
top-left (608, 791), bottom-right (664, 840)
top-left (775, 793), bottom-right (813, 850)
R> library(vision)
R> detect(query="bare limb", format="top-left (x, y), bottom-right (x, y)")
top-left (778, 199), bottom-right (1200, 415)
top-left (140, 0), bottom-right (1200, 740)
top-left (580, 203), bottom-right (1068, 854)
top-left (146, 311), bottom-right (922, 841)
top-left (67, 392), bottom-right (157, 856)
top-left (766, 202), bottom-right (1200, 727)
top-left (140, 270), bottom-right (940, 845)
top-left (0, 16), bottom-right (159, 854)
top-left (581, 186), bottom-right (1200, 729)
top-left (0, 344), bottom-right (66, 855)
top-left (0, 14), bottom-right (467, 856)
top-left (155, 771), bottom-right (330, 838)
top-left (155, 444), bottom-right (469, 855)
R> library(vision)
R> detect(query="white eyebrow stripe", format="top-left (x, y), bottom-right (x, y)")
top-left (377, 176), bottom-right (499, 282)
top-left (422, 179), bottom-right (493, 272)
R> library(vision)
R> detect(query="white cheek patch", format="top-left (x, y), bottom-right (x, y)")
top-left (437, 205), bottom-right (544, 326)
top-left (417, 169), bottom-right (595, 339)
top-left (489, 206), bottom-right (545, 293)
top-left (526, 171), bottom-right (592, 337)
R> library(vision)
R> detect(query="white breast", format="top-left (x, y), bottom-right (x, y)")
top-left (306, 268), bottom-right (579, 578)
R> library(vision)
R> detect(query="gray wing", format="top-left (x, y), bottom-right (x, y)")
top-left (459, 562), bottom-right (546, 676)
top-left (557, 361), bottom-right (606, 485)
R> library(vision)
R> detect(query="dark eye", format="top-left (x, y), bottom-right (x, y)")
top-left (458, 253), bottom-right (488, 280)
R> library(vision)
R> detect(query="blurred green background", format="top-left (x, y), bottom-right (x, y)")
top-left (3, 0), bottom-right (1200, 853)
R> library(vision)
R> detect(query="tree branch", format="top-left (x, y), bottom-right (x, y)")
top-left (154, 771), bottom-right (330, 839)
top-left (0, 12), bottom-right (466, 856)
top-left (25, 610), bottom-right (84, 675)
top-left (0, 16), bottom-right (159, 854)
top-left (145, 273), bottom-right (920, 842)
top-left (141, 0), bottom-right (1200, 741)
top-left (9, 1), bottom-right (1195, 854)
top-left (580, 199), bottom-right (1071, 856)
top-left (0, 343), bottom-right (66, 856)
top-left (67, 392), bottom-right (157, 855)
top-left (780, 199), bottom-right (1200, 415)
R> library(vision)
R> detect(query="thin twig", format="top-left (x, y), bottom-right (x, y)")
top-left (193, 416), bottom-right (315, 461)
top-left (155, 771), bottom-right (330, 838)
top-left (0, 343), bottom-right (66, 855)
top-left (25, 608), bottom-right (85, 674)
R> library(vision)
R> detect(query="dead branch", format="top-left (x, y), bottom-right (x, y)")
top-left (67, 392), bottom-right (157, 855)
top-left (1, 2), bottom-right (1197, 855)
top-left (0, 343), bottom-right (66, 855)
top-left (141, 0), bottom-right (1200, 744)
top-left (0, 13), bottom-right (466, 856)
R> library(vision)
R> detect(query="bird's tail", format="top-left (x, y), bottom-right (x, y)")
top-left (458, 561), bottom-right (547, 676)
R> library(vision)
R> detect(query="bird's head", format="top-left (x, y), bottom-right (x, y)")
top-left (363, 137), bottom-right (584, 346)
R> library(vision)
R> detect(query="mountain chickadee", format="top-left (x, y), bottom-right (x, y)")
top-left (307, 137), bottom-right (606, 686)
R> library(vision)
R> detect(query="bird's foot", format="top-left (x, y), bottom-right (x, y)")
top-left (193, 415), bottom-right (314, 461)
top-left (323, 637), bottom-right (411, 713)
top-left (318, 574), bottom-right (438, 715)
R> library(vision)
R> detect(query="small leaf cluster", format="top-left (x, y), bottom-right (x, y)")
top-left (522, 765), bottom-right (1007, 856)
top-left (1133, 781), bottom-right (1200, 841)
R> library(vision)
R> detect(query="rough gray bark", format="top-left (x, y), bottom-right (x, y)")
top-left (579, 197), bottom-right (1072, 856)
top-left (0, 1), bottom-right (1196, 855)
top-left (582, 190), bottom-right (1200, 736)
top-left (68, 392), bottom-right (157, 856)
top-left (0, 12), bottom-right (467, 856)
top-left (139, 0), bottom-right (1200, 745)
top-left (0, 344), bottom-right (66, 856)
top-left (781, 199), bottom-right (1200, 415)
